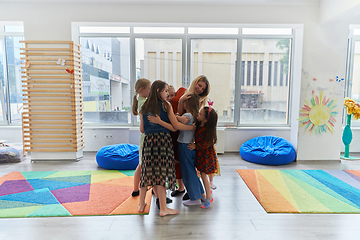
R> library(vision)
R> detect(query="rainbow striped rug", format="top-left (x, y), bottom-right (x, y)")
top-left (0, 170), bottom-right (152, 218)
top-left (237, 169), bottom-right (360, 213)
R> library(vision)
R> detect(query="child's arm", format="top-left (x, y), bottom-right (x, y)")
top-left (147, 115), bottom-right (177, 132)
top-left (187, 136), bottom-right (196, 150)
top-left (176, 115), bottom-right (190, 124)
top-left (140, 114), bottom-right (144, 133)
top-left (188, 142), bottom-right (196, 150)
top-left (165, 102), bottom-right (194, 131)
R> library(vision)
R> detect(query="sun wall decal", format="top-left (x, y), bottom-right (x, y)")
top-left (298, 90), bottom-right (339, 135)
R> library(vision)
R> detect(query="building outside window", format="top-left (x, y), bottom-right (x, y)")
top-left (80, 37), bottom-right (131, 124)
top-left (240, 38), bottom-right (291, 124)
top-left (0, 23), bottom-right (24, 125)
top-left (76, 24), bottom-right (298, 126)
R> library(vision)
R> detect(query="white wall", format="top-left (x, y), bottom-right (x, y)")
top-left (3, 124), bottom-right (360, 153)
top-left (0, 2), bottom-right (320, 40)
top-left (319, 0), bottom-right (360, 24)
top-left (0, 125), bottom-right (291, 153)
top-left (1, 1), bottom-right (360, 158)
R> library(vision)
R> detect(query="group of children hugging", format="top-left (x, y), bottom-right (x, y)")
top-left (131, 75), bottom-right (219, 217)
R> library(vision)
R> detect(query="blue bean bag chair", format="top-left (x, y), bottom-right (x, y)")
top-left (240, 136), bottom-right (296, 165)
top-left (96, 144), bottom-right (139, 170)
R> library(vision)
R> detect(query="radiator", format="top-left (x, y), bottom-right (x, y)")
top-left (215, 127), bottom-right (225, 154)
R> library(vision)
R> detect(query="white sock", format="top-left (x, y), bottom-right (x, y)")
top-left (210, 182), bottom-right (217, 190)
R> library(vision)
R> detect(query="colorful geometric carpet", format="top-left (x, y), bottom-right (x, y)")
top-left (237, 169), bottom-right (360, 213)
top-left (0, 170), bottom-right (152, 218)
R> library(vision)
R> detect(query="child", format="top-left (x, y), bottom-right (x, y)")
top-left (169, 84), bottom-right (187, 198)
top-left (177, 94), bottom-right (206, 206)
top-left (131, 78), bottom-right (151, 197)
top-left (132, 80), bottom-right (174, 205)
top-left (167, 85), bottom-right (176, 102)
top-left (209, 152), bottom-right (221, 190)
top-left (138, 80), bottom-right (194, 216)
top-left (188, 103), bottom-right (218, 209)
top-left (209, 174), bottom-right (217, 190)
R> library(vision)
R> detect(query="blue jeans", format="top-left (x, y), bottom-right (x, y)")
top-left (178, 142), bottom-right (204, 200)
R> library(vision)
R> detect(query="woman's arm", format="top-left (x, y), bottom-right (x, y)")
top-left (177, 92), bottom-right (194, 115)
top-left (147, 115), bottom-right (177, 132)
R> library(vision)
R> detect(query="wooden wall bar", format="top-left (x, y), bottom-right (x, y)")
top-left (20, 41), bottom-right (84, 155)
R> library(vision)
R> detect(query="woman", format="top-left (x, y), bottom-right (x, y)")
top-left (170, 75), bottom-right (210, 197)
top-left (173, 75), bottom-right (210, 115)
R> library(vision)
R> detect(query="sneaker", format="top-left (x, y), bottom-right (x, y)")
top-left (131, 190), bottom-right (139, 197)
top-left (183, 199), bottom-right (201, 206)
top-left (156, 197), bottom-right (173, 209)
top-left (201, 199), bottom-right (211, 209)
top-left (210, 182), bottom-right (217, 190)
top-left (182, 192), bottom-right (190, 200)
top-left (171, 189), bottom-right (185, 197)
top-left (201, 197), bottom-right (213, 202)
top-left (156, 198), bottom-right (160, 209)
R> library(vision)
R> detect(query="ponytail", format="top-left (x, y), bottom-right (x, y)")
top-left (132, 78), bottom-right (151, 116)
top-left (132, 93), bottom-right (139, 115)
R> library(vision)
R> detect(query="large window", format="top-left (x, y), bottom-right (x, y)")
top-left (0, 23), bottom-right (24, 125)
top-left (135, 38), bottom-right (182, 92)
top-left (240, 38), bottom-right (291, 124)
top-left (80, 37), bottom-right (130, 124)
top-left (190, 39), bottom-right (237, 122)
top-left (135, 38), bottom-right (183, 123)
top-left (73, 24), bottom-right (297, 126)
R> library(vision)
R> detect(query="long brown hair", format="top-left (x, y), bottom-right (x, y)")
top-left (140, 80), bottom-right (170, 115)
top-left (199, 106), bottom-right (217, 146)
top-left (132, 78), bottom-right (151, 115)
top-left (185, 93), bottom-right (200, 120)
top-left (188, 75), bottom-right (210, 107)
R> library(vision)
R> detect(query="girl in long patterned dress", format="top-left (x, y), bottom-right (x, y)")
top-left (188, 105), bottom-right (218, 209)
top-left (138, 80), bottom-right (194, 217)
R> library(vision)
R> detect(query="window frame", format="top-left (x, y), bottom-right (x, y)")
top-left (72, 22), bottom-right (302, 127)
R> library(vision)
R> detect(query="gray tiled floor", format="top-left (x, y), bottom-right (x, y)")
top-left (1, 152), bottom-right (360, 240)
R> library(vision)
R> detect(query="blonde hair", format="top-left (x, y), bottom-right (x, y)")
top-left (132, 78), bottom-right (151, 115)
top-left (188, 75), bottom-right (210, 108)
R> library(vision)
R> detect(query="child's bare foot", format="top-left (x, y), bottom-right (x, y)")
top-left (159, 207), bottom-right (179, 217)
top-left (138, 202), bottom-right (147, 212)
